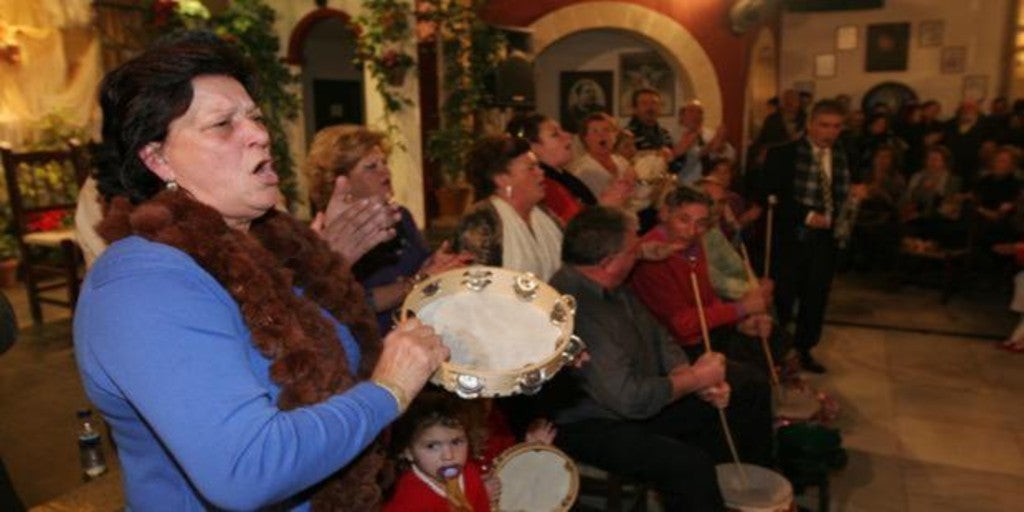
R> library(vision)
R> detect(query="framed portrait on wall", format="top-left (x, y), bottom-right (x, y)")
top-left (962, 75), bottom-right (988, 102)
top-left (865, 22), bottom-right (910, 72)
top-left (559, 71), bottom-right (614, 134)
top-left (814, 54), bottom-right (836, 78)
top-left (618, 51), bottom-right (675, 116)
top-left (941, 46), bottom-right (966, 74)
top-left (918, 20), bottom-right (944, 48)
top-left (836, 25), bottom-right (858, 51)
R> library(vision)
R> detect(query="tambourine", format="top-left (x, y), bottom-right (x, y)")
top-left (716, 463), bottom-right (795, 512)
top-left (400, 266), bottom-right (585, 398)
top-left (493, 443), bottom-right (579, 512)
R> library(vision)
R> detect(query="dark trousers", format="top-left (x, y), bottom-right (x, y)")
top-left (774, 228), bottom-right (837, 353)
top-left (556, 384), bottom-right (773, 511)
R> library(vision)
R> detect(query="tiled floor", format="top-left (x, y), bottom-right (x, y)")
top-left (1, 274), bottom-right (1023, 510)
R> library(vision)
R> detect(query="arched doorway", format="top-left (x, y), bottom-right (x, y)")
top-left (529, 2), bottom-right (723, 130)
top-left (287, 8), bottom-right (364, 146)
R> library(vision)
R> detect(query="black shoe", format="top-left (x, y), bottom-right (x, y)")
top-left (799, 352), bottom-right (827, 374)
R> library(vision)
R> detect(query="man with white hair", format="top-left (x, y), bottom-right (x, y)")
top-left (675, 101), bottom-right (736, 184)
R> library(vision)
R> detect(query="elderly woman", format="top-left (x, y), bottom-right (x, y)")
top-left (568, 113), bottom-right (633, 199)
top-left (305, 125), bottom-right (472, 333)
top-left (455, 135), bottom-right (563, 280)
top-left (75, 32), bottom-right (448, 510)
top-left (901, 145), bottom-right (966, 249)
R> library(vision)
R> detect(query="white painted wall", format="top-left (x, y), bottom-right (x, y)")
top-left (780, 0), bottom-right (1011, 114)
top-left (266, 0), bottom-right (425, 227)
top-left (535, 29), bottom-right (696, 141)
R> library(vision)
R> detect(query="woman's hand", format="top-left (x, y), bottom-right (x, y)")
top-left (371, 317), bottom-right (449, 403)
top-left (419, 240), bottom-right (474, 277)
top-left (313, 176), bottom-right (400, 266)
top-left (524, 419), bottom-right (557, 445)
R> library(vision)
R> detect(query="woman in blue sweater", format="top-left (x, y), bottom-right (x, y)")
top-left (74, 31), bottom-right (449, 510)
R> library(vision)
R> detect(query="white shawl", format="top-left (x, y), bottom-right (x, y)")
top-left (491, 197), bottom-right (563, 281)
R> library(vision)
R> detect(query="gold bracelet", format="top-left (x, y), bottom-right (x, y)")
top-left (371, 378), bottom-right (409, 413)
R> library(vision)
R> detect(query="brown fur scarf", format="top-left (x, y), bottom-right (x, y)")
top-left (98, 189), bottom-right (387, 510)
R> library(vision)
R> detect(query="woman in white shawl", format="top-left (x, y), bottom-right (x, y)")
top-left (455, 135), bottom-right (562, 281)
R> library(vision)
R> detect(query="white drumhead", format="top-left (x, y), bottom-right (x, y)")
top-left (496, 444), bottom-right (578, 512)
top-left (774, 387), bottom-right (819, 420)
top-left (417, 291), bottom-right (560, 371)
top-left (716, 463), bottom-right (793, 512)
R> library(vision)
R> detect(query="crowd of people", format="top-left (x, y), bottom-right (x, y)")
top-left (70, 29), bottom-right (1024, 512)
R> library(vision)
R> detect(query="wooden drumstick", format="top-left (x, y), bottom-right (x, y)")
top-left (738, 243), bottom-right (782, 391)
top-left (764, 194), bottom-right (777, 279)
top-left (688, 262), bottom-right (749, 487)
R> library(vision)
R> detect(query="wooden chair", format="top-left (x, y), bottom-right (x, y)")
top-left (0, 142), bottom-right (89, 324)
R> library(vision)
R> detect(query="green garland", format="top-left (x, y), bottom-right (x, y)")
top-left (354, 0), bottom-right (416, 139)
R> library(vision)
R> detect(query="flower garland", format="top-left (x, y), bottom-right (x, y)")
top-left (354, 0), bottom-right (417, 137)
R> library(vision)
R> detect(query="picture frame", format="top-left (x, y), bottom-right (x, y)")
top-left (865, 22), bottom-right (910, 72)
top-left (618, 51), bottom-right (675, 116)
top-left (836, 25), bottom-right (858, 51)
top-left (940, 46), bottom-right (966, 74)
top-left (962, 75), bottom-right (988, 102)
top-left (559, 71), bottom-right (614, 134)
top-left (814, 54), bottom-right (836, 78)
top-left (918, 19), bottom-right (944, 48)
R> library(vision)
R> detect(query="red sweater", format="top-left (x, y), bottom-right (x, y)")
top-left (630, 226), bottom-right (743, 346)
top-left (383, 461), bottom-right (491, 512)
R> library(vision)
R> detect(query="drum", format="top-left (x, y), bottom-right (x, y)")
top-left (493, 443), bottom-right (579, 512)
top-left (716, 463), bottom-right (794, 512)
top-left (401, 266), bottom-right (585, 398)
top-left (774, 385), bottom-right (821, 422)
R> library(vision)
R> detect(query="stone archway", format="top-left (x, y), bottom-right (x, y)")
top-left (286, 7), bottom-right (353, 65)
top-left (529, 2), bottom-right (723, 128)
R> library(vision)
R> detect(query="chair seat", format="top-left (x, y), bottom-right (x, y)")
top-left (23, 229), bottom-right (76, 247)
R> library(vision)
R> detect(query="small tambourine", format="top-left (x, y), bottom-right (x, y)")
top-left (716, 463), bottom-right (794, 512)
top-left (493, 443), bottom-right (579, 512)
top-left (400, 266), bottom-right (585, 398)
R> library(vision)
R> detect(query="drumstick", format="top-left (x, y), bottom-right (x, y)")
top-left (738, 243), bottom-right (782, 391)
top-left (764, 194), bottom-right (776, 279)
top-left (688, 263), bottom-right (749, 487)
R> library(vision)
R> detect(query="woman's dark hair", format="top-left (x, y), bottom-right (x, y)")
top-left (95, 30), bottom-right (259, 203)
top-left (388, 389), bottom-right (484, 463)
top-left (505, 112), bottom-right (550, 143)
top-left (466, 135), bottom-right (531, 198)
top-left (562, 206), bottom-right (635, 265)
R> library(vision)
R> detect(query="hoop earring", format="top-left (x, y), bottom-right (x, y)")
top-left (165, 180), bottom-right (179, 191)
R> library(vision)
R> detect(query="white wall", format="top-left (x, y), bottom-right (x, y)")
top-left (780, 0), bottom-right (1011, 114)
top-left (535, 29), bottom-right (696, 140)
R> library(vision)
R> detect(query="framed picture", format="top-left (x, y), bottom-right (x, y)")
top-left (940, 46), bottom-right (966, 74)
top-left (814, 54), bottom-right (836, 78)
top-left (865, 22), bottom-right (910, 72)
top-left (559, 71), bottom-right (614, 134)
top-left (618, 51), bottom-right (675, 116)
top-left (836, 25), bottom-right (858, 51)
top-left (918, 19), bottom-right (944, 48)
top-left (962, 75), bottom-right (988, 102)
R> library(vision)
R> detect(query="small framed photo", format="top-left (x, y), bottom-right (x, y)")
top-left (962, 75), bottom-right (988, 102)
top-left (919, 19), bottom-right (944, 48)
top-left (940, 46), bottom-right (966, 74)
top-left (814, 54), bottom-right (836, 78)
top-left (836, 25), bottom-right (858, 51)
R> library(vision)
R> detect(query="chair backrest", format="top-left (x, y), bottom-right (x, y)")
top-left (1, 142), bottom-right (90, 240)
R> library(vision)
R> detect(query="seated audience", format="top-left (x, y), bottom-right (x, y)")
top-left (850, 146), bottom-right (905, 269)
top-left (973, 145), bottom-right (1022, 246)
top-left (305, 125), bottom-right (472, 332)
top-left (901, 145), bottom-right (967, 249)
top-left (456, 135), bottom-right (563, 280)
top-left (568, 113), bottom-right (635, 201)
top-left (547, 206), bottom-right (772, 512)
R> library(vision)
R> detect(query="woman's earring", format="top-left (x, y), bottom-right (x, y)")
top-left (505, 185), bottom-right (513, 199)
top-left (165, 179), bottom-right (179, 191)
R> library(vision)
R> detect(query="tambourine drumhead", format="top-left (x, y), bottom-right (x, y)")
top-left (494, 443), bottom-right (579, 512)
top-left (716, 463), bottom-right (793, 512)
top-left (774, 386), bottom-right (820, 421)
top-left (401, 266), bottom-right (583, 398)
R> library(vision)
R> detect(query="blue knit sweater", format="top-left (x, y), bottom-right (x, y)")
top-left (74, 236), bottom-right (397, 511)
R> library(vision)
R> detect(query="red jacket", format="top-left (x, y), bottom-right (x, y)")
top-left (384, 461), bottom-right (491, 512)
top-left (630, 226), bottom-right (743, 346)
top-left (541, 177), bottom-right (585, 225)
